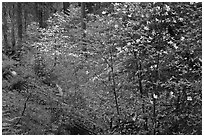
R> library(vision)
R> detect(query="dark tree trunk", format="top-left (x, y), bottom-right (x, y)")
top-left (86, 2), bottom-right (94, 13)
top-left (23, 3), bottom-right (28, 34)
top-left (81, 2), bottom-right (86, 31)
top-left (63, 2), bottom-right (70, 15)
top-left (2, 3), bottom-right (9, 54)
top-left (11, 3), bottom-right (16, 55)
top-left (152, 52), bottom-right (160, 135)
top-left (39, 4), bottom-right (44, 28)
top-left (35, 2), bottom-right (46, 28)
top-left (17, 2), bottom-right (23, 50)
top-left (35, 2), bottom-right (39, 22)
top-left (81, 2), bottom-right (87, 57)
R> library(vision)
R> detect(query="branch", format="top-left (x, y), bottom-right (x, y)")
top-left (15, 92), bottom-right (31, 125)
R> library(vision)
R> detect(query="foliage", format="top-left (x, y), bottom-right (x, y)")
top-left (2, 2), bottom-right (202, 135)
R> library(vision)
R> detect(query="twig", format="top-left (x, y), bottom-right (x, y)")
top-left (15, 92), bottom-right (31, 125)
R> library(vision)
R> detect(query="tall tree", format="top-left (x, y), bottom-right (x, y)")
top-left (35, 2), bottom-right (47, 28)
top-left (2, 3), bottom-right (9, 54)
top-left (34, 2), bottom-right (39, 22)
top-left (17, 2), bottom-right (23, 52)
top-left (23, 3), bottom-right (28, 34)
top-left (81, 2), bottom-right (87, 57)
top-left (63, 2), bottom-right (70, 15)
top-left (10, 3), bottom-right (16, 55)
top-left (81, 2), bottom-right (86, 35)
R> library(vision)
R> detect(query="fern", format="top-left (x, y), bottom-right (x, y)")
top-left (2, 53), bottom-right (18, 68)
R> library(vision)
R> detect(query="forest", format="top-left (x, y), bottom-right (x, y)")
top-left (2, 2), bottom-right (202, 135)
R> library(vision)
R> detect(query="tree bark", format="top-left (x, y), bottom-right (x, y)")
top-left (153, 52), bottom-right (160, 135)
top-left (81, 2), bottom-right (86, 33)
top-left (39, 3), bottom-right (44, 28)
top-left (81, 2), bottom-right (87, 57)
top-left (109, 48), bottom-right (121, 134)
top-left (17, 2), bottom-right (23, 51)
top-left (63, 2), bottom-right (70, 15)
top-left (2, 3), bottom-right (9, 54)
top-left (35, 2), bottom-right (39, 22)
top-left (23, 3), bottom-right (28, 34)
top-left (35, 2), bottom-right (46, 28)
top-left (11, 3), bottom-right (16, 54)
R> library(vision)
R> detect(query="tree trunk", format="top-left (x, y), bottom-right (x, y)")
top-left (39, 3), bottom-right (44, 28)
top-left (81, 2), bottom-right (86, 33)
top-left (152, 52), bottom-right (160, 135)
top-left (35, 2), bottom-right (46, 28)
top-left (23, 3), bottom-right (28, 34)
top-left (35, 2), bottom-right (39, 22)
top-left (2, 3), bottom-right (9, 54)
top-left (11, 3), bottom-right (16, 55)
top-left (81, 2), bottom-right (87, 57)
top-left (63, 2), bottom-right (70, 15)
top-left (17, 2), bottom-right (23, 52)
top-left (109, 48), bottom-right (121, 134)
